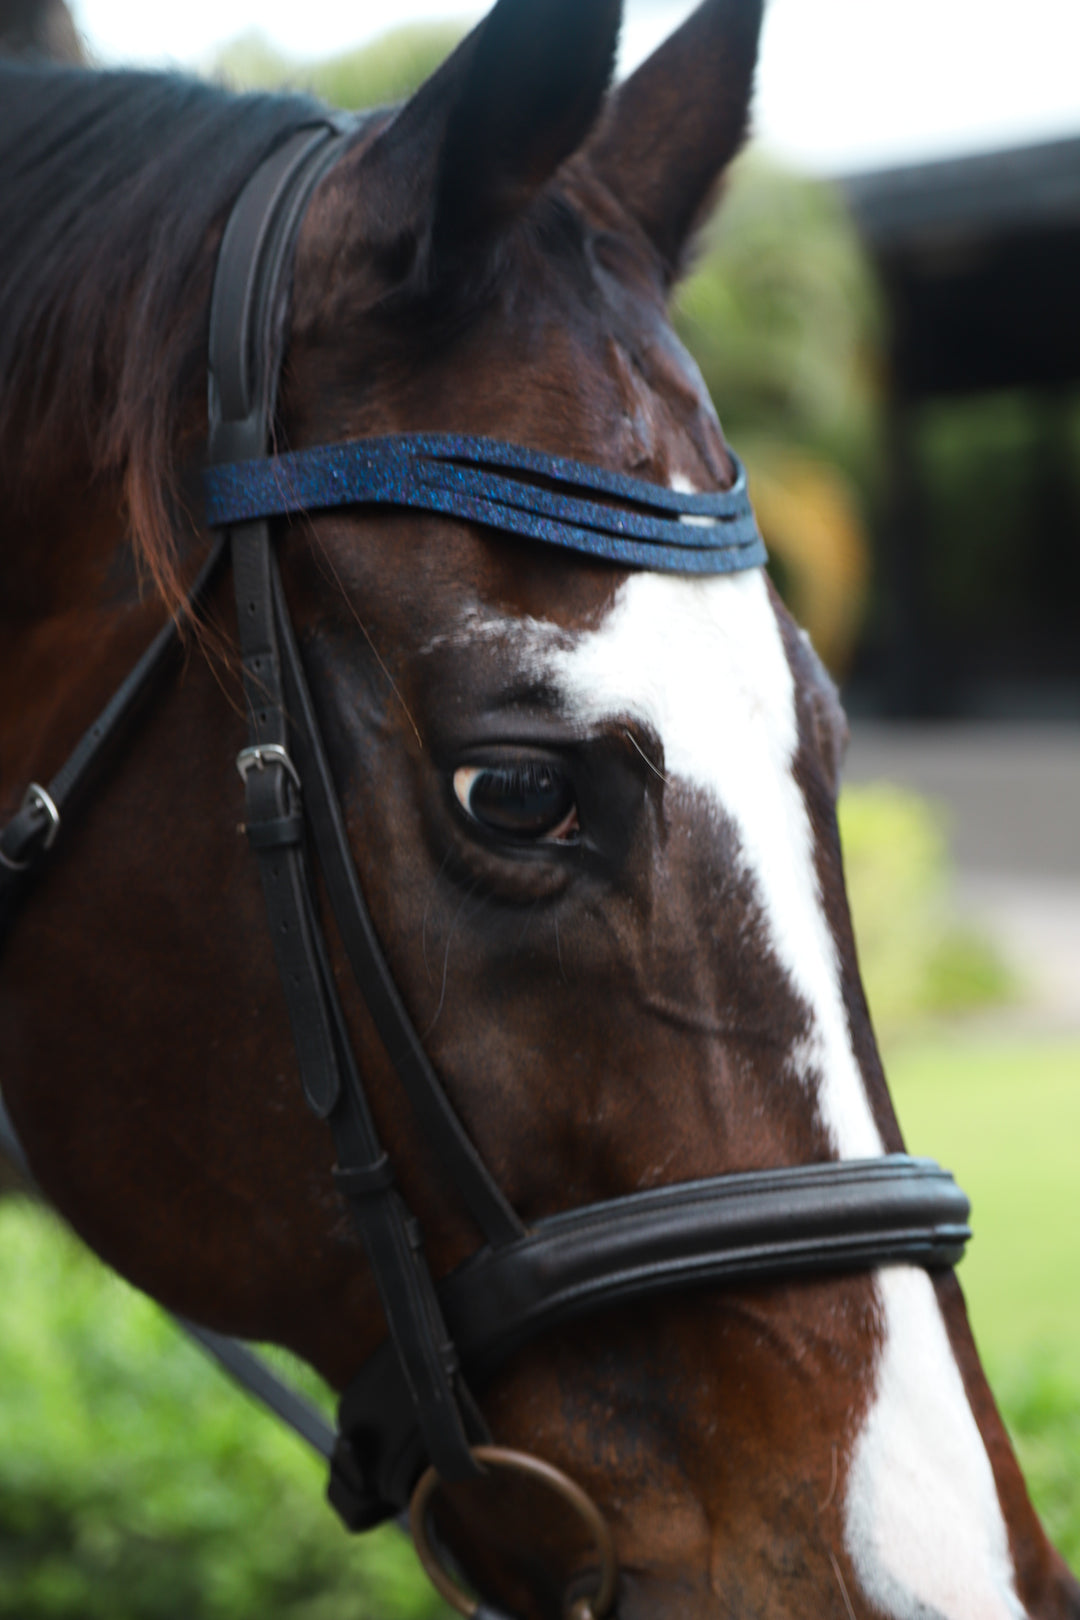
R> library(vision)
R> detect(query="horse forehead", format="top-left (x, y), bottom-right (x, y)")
top-left (452, 568), bottom-right (798, 780)
top-left (547, 569), bottom-right (796, 760)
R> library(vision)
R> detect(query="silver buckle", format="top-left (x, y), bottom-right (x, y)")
top-left (235, 744), bottom-right (302, 793)
top-left (26, 783), bottom-right (61, 850)
top-left (0, 782), bottom-right (61, 871)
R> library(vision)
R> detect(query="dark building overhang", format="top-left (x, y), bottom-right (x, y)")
top-left (839, 136), bottom-right (1080, 396)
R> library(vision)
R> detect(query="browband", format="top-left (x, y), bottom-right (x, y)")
top-left (202, 432), bottom-right (767, 574)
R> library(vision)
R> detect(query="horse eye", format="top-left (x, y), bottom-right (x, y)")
top-left (453, 763), bottom-right (579, 843)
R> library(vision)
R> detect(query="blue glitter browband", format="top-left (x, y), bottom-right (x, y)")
top-left (203, 433), bottom-right (767, 576)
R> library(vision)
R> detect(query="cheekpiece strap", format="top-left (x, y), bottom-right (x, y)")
top-left (206, 115), bottom-right (493, 1518)
top-left (203, 433), bottom-right (768, 575)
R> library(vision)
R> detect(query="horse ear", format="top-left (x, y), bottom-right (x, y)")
top-left (588, 0), bottom-right (765, 280)
top-left (362, 0), bottom-right (622, 264)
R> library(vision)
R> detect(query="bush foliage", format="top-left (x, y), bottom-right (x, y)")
top-left (839, 782), bottom-right (1014, 1034)
top-left (210, 22), bottom-right (466, 110)
top-left (0, 1202), bottom-right (446, 1620)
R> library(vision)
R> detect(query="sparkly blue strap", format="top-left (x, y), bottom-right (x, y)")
top-left (203, 433), bottom-right (766, 575)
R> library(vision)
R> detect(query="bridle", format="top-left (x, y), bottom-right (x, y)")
top-left (0, 117), bottom-right (971, 1617)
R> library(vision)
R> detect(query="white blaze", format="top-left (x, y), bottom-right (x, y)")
top-left (452, 560), bottom-right (1025, 1618)
top-left (545, 568), bottom-right (882, 1161)
top-left (847, 1267), bottom-right (1026, 1620)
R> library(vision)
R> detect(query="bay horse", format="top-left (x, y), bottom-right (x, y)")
top-left (1, 1), bottom-right (1077, 1615)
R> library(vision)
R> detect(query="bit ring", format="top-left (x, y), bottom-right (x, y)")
top-left (409, 1444), bottom-right (617, 1620)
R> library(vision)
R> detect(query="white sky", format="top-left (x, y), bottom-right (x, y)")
top-left (69, 0), bottom-right (1080, 175)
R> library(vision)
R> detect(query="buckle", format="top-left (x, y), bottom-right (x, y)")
top-left (24, 783), bottom-right (61, 850)
top-left (0, 782), bottom-right (61, 871)
top-left (235, 744), bottom-right (302, 793)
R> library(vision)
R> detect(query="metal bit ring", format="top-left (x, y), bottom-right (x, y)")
top-left (409, 1444), bottom-right (618, 1620)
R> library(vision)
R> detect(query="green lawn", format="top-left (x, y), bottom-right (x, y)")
top-left (886, 1032), bottom-right (1080, 1366)
top-left (886, 1030), bottom-right (1080, 1568)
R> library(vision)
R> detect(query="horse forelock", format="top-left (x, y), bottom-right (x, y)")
top-left (0, 65), bottom-right (334, 612)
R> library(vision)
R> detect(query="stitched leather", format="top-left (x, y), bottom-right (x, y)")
top-left (207, 123), bottom-right (486, 1494)
top-left (245, 812), bottom-right (304, 850)
top-left (334, 1152), bottom-right (971, 1516)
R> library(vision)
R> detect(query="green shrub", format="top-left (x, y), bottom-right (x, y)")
top-left (0, 1200), bottom-right (446, 1620)
top-left (838, 782), bottom-right (1014, 1035)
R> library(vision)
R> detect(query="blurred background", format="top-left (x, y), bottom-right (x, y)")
top-left (1, 1), bottom-right (1077, 1614)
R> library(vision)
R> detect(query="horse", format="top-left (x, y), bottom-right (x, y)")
top-left (1, 1), bottom-right (1077, 1615)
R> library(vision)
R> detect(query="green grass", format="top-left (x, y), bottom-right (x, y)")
top-left (886, 1031), bottom-right (1080, 1568)
top-left (887, 1033), bottom-right (1080, 1362)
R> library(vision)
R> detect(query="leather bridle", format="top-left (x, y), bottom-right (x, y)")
top-left (0, 117), bottom-right (971, 1612)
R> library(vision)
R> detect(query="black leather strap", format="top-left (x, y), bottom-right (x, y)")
top-left (0, 535), bottom-right (226, 937)
top-left (232, 525), bottom-right (483, 1486)
top-left (268, 556), bottom-right (523, 1249)
top-left (336, 1153), bottom-right (971, 1515)
top-left (440, 1153), bottom-right (971, 1368)
top-left (208, 122), bottom-right (350, 463)
top-left (207, 123), bottom-right (492, 1505)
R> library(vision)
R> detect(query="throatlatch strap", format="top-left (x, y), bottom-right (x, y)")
top-left (0, 536), bottom-right (226, 937)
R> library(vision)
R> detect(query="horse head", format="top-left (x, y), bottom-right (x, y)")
top-left (1, 1), bottom-right (1076, 1616)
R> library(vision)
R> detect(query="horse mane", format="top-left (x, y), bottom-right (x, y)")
top-left (0, 63), bottom-right (323, 614)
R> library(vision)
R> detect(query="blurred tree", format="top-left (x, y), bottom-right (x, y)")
top-left (211, 22), bottom-right (466, 109)
top-left (676, 155), bottom-right (885, 673)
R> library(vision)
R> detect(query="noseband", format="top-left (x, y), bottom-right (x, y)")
top-left (0, 118), bottom-right (970, 1607)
